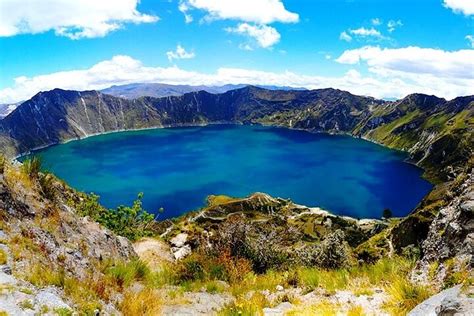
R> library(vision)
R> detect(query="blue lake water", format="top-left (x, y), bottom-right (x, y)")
top-left (29, 124), bottom-right (433, 219)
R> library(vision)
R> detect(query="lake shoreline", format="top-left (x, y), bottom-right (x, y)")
top-left (25, 124), bottom-right (433, 221)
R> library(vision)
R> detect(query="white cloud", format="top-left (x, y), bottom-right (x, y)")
top-left (387, 20), bottom-right (403, 33)
top-left (239, 43), bottom-right (254, 51)
top-left (180, 0), bottom-right (299, 24)
top-left (339, 31), bottom-right (352, 42)
top-left (371, 18), bottom-right (382, 26)
top-left (179, 0), bottom-right (298, 49)
top-left (466, 35), bottom-right (474, 48)
top-left (178, 2), bottom-right (194, 23)
top-left (1, 54), bottom-right (472, 104)
top-left (443, 0), bottom-right (474, 15)
top-left (336, 46), bottom-right (474, 80)
top-left (0, 0), bottom-right (158, 39)
top-left (349, 27), bottom-right (382, 37)
top-left (340, 27), bottom-right (388, 42)
top-left (226, 23), bottom-right (280, 48)
top-left (166, 45), bottom-right (196, 61)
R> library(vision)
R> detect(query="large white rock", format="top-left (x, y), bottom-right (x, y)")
top-left (173, 245), bottom-right (191, 260)
top-left (170, 233), bottom-right (188, 248)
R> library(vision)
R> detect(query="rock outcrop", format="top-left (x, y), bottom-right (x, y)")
top-left (0, 161), bottom-right (136, 313)
top-left (409, 285), bottom-right (474, 316)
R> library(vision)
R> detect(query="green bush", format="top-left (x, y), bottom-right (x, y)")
top-left (107, 259), bottom-right (150, 288)
top-left (39, 173), bottom-right (57, 200)
top-left (21, 156), bottom-right (42, 179)
top-left (317, 230), bottom-right (352, 269)
top-left (176, 256), bottom-right (206, 282)
top-left (77, 192), bottom-right (156, 241)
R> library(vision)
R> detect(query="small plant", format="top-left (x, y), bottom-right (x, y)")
top-left (26, 264), bottom-right (66, 288)
top-left (0, 154), bottom-right (5, 174)
top-left (39, 173), bottom-right (57, 200)
top-left (286, 300), bottom-right (339, 316)
top-left (218, 292), bottom-right (267, 316)
top-left (54, 307), bottom-right (73, 316)
top-left (347, 305), bottom-right (365, 316)
top-left (107, 259), bottom-right (150, 288)
top-left (120, 288), bottom-right (162, 316)
top-left (176, 255), bottom-right (205, 282)
top-left (385, 279), bottom-right (433, 314)
top-left (0, 248), bottom-right (7, 264)
top-left (21, 156), bottom-right (42, 179)
top-left (19, 299), bottom-right (35, 310)
top-left (317, 230), bottom-right (352, 269)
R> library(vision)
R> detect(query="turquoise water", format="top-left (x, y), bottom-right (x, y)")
top-left (29, 124), bottom-right (432, 219)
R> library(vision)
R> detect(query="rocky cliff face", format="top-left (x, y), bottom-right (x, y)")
top-left (412, 170), bottom-right (473, 285)
top-left (0, 161), bottom-right (136, 313)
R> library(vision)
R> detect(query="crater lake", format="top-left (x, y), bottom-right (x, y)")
top-left (25, 124), bottom-right (433, 219)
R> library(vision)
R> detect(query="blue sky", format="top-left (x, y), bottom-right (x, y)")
top-left (0, 0), bottom-right (473, 102)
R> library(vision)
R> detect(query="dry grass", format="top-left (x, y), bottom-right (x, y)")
top-left (218, 292), bottom-right (268, 316)
top-left (286, 300), bottom-right (339, 316)
top-left (384, 279), bottom-right (433, 315)
top-left (0, 248), bottom-right (7, 264)
top-left (120, 288), bottom-right (162, 316)
top-left (347, 305), bottom-right (365, 316)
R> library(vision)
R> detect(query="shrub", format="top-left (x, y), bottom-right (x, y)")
top-left (216, 217), bottom-right (288, 272)
top-left (216, 215), bottom-right (252, 259)
top-left (21, 156), bottom-right (42, 179)
top-left (176, 255), bottom-right (206, 282)
top-left (77, 193), bottom-right (156, 241)
top-left (382, 208), bottom-right (393, 219)
top-left (216, 249), bottom-right (252, 283)
top-left (245, 230), bottom-right (288, 273)
top-left (317, 230), bottom-right (352, 269)
top-left (107, 259), bottom-right (150, 288)
top-left (39, 173), bottom-right (57, 200)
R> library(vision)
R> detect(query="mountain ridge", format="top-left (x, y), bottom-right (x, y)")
top-left (0, 86), bottom-right (472, 183)
top-left (100, 82), bottom-right (308, 99)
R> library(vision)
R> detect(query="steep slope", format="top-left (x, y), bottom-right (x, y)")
top-left (358, 94), bottom-right (474, 181)
top-left (0, 157), bottom-right (136, 313)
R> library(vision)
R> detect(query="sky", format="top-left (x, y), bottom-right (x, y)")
top-left (0, 0), bottom-right (473, 103)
